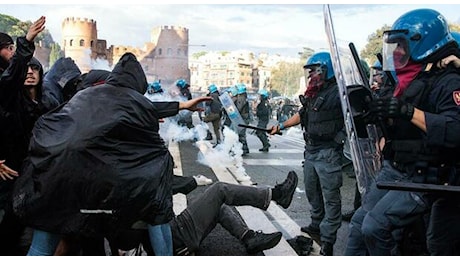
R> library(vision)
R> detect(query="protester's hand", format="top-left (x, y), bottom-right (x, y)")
top-left (370, 97), bottom-right (414, 121)
top-left (437, 55), bottom-right (460, 69)
top-left (0, 160), bottom-right (19, 181)
top-left (179, 96), bottom-right (213, 112)
top-left (26, 16), bottom-right (46, 42)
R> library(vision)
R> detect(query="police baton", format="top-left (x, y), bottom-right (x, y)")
top-left (238, 124), bottom-right (282, 135)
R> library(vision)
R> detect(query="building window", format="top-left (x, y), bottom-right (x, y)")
top-left (69, 39), bottom-right (73, 47)
top-left (167, 48), bottom-right (172, 55)
top-left (159, 48), bottom-right (162, 55)
top-left (91, 40), bottom-right (94, 48)
top-left (79, 39), bottom-right (84, 47)
top-left (177, 48), bottom-right (182, 56)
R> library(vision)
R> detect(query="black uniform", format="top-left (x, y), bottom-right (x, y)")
top-left (255, 97), bottom-right (271, 151)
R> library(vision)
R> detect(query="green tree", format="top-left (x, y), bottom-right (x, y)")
top-left (270, 61), bottom-right (303, 97)
top-left (191, 51), bottom-right (208, 59)
top-left (49, 43), bottom-right (64, 67)
top-left (360, 25), bottom-right (391, 65)
top-left (0, 14), bottom-right (20, 33)
top-left (298, 47), bottom-right (315, 63)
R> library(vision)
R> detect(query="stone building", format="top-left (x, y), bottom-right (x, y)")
top-left (61, 17), bottom-right (189, 87)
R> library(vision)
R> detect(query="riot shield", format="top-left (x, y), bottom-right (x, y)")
top-left (219, 91), bottom-right (244, 132)
top-left (323, 4), bottom-right (382, 197)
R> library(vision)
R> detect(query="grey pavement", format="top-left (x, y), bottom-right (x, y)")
top-left (168, 115), bottom-right (358, 256)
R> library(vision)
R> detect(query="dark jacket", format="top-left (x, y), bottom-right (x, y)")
top-left (0, 36), bottom-right (37, 209)
top-left (256, 98), bottom-right (270, 127)
top-left (299, 81), bottom-right (344, 152)
top-left (12, 53), bottom-right (175, 235)
top-left (42, 57), bottom-right (81, 110)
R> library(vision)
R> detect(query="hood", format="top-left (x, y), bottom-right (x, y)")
top-left (105, 52), bottom-right (148, 94)
top-left (42, 57), bottom-right (81, 110)
top-left (27, 57), bottom-right (44, 86)
top-left (76, 69), bottom-right (111, 92)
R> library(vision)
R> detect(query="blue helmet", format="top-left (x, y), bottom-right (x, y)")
top-left (452, 31), bottom-right (460, 46)
top-left (208, 84), bottom-right (218, 93)
top-left (148, 81), bottom-right (162, 93)
top-left (176, 79), bottom-right (187, 88)
top-left (230, 86), bottom-right (238, 96)
top-left (258, 89), bottom-right (269, 98)
top-left (304, 52), bottom-right (335, 80)
top-left (236, 83), bottom-right (246, 94)
top-left (384, 9), bottom-right (454, 63)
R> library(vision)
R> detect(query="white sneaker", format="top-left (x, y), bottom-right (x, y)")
top-left (193, 175), bottom-right (213, 186)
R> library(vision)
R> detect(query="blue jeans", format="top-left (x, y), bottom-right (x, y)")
top-left (148, 223), bottom-right (173, 256)
top-left (345, 160), bottom-right (430, 255)
top-left (303, 147), bottom-right (343, 244)
top-left (27, 229), bottom-right (61, 256)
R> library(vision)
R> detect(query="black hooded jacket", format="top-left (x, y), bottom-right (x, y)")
top-left (12, 53), bottom-right (177, 235)
top-left (0, 37), bottom-right (39, 209)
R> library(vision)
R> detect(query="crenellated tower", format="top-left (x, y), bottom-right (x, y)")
top-left (143, 25), bottom-right (190, 85)
top-left (61, 17), bottom-right (98, 73)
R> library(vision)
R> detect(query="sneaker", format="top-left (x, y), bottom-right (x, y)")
top-left (342, 209), bottom-right (356, 222)
top-left (320, 241), bottom-right (333, 256)
top-left (243, 230), bottom-right (282, 254)
top-left (300, 225), bottom-right (321, 245)
top-left (273, 171), bottom-right (298, 209)
top-left (193, 175), bottom-right (213, 186)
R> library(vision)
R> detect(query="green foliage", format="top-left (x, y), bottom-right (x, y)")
top-left (49, 43), bottom-right (64, 67)
top-left (360, 25), bottom-right (391, 65)
top-left (298, 47), bottom-right (315, 64)
top-left (191, 51), bottom-right (208, 59)
top-left (1, 13), bottom-right (56, 66)
top-left (270, 61), bottom-right (304, 97)
top-left (0, 14), bottom-right (20, 34)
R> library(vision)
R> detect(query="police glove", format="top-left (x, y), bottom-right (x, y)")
top-left (370, 97), bottom-right (414, 121)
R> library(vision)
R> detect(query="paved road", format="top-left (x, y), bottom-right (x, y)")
top-left (166, 115), bottom-right (357, 256)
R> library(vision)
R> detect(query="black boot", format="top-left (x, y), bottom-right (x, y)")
top-left (258, 143), bottom-right (270, 152)
top-left (342, 209), bottom-right (356, 222)
top-left (300, 225), bottom-right (321, 245)
top-left (242, 230), bottom-right (282, 254)
top-left (271, 171), bottom-right (298, 209)
top-left (320, 241), bottom-right (333, 256)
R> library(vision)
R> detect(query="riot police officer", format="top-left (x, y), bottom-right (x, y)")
top-left (235, 83), bottom-right (250, 155)
top-left (271, 51), bottom-right (345, 256)
top-left (255, 89), bottom-right (271, 152)
top-left (345, 8), bottom-right (460, 256)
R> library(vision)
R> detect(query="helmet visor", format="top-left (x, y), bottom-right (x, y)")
top-left (304, 64), bottom-right (323, 83)
top-left (383, 30), bottom-right (411, 70)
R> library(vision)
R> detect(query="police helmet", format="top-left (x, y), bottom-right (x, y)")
top-left (230, 86), bottom-right (239, 96)
top-left (236, 83), bottom-right (247, 94)
top-left (148, 81), bottom-right (162, 93)
top-left (208, 84), bottom-right (218, 93)
top-left (258, 89), bottom-right (269, 98)
top-left (176, 79), bottom-right (187, 88)
top-left (452, 31), bottom-right (460, 46)
top-left (383, 8), bottom-right (454, 67)
top-left (304, 52), bottom-right (335, 80)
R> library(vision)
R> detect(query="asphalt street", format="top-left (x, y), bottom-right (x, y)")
top-left (168, 115), bottom-right (357, 256)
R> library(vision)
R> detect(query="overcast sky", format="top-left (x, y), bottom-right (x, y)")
top-left (1, 1), bottom-right (459, 58)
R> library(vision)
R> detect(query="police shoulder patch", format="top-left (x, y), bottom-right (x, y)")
top-left (454, 91), bottom-right (460, 106)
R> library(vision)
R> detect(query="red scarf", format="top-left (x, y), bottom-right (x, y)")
top-left (304, 74), bottom-right (324, 98)
top-left (394, 61), bottom-right (423, 97)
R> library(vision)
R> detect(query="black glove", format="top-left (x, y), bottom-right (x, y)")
top-left (370, 97), bottom-right (414, 121)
